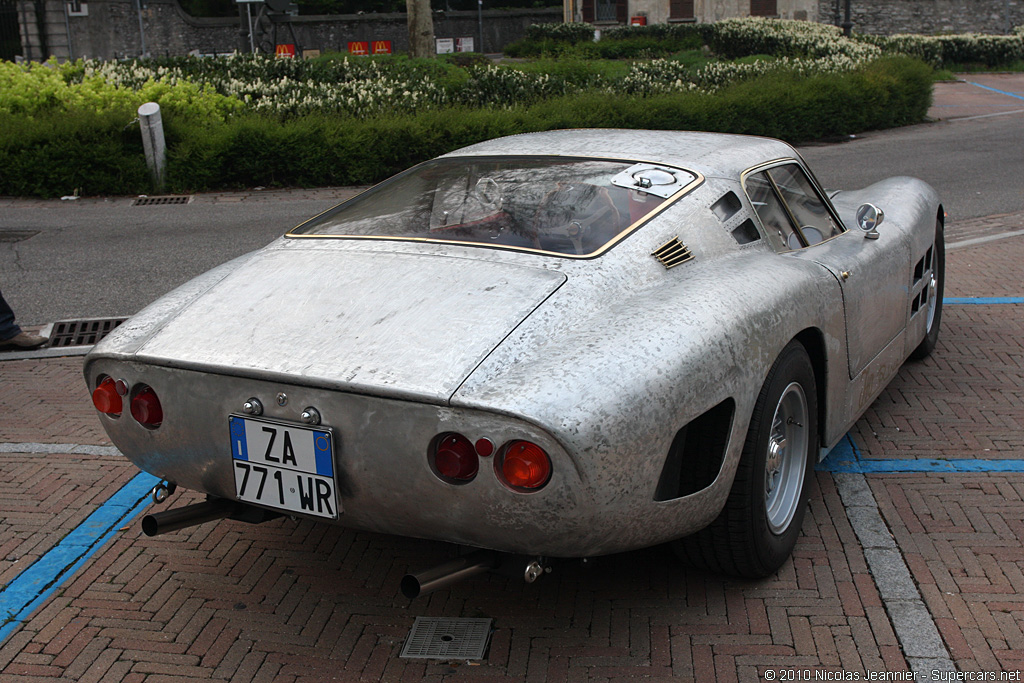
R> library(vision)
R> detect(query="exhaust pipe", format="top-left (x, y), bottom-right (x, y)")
top-left (401, 550), bottom-right (502, 599)
top-left (141, 498), bottom-right (238, 537)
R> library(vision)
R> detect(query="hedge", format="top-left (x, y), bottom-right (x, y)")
top-left (0, 56), bottom-right (932, 197)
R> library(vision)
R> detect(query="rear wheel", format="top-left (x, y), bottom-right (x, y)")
top-left (909, 216), bottom-right (945, 360)
top-left (673, 341), bottom-right (818, 578)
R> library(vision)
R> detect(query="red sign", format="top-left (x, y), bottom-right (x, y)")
top-left (275, 43), bottom-right (296, 58)
top-left (371, 40), bottom-right (392, 55)
top-left (348, 41), bottom-right (369, 56)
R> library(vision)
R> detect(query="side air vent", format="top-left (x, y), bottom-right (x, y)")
top-left (654, 398), bottom-right (735, 502)
top-left (652, 237), bottom-right (693, 269)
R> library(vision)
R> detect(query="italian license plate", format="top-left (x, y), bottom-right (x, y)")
top-left (228, 415), bottom-right (339, 519)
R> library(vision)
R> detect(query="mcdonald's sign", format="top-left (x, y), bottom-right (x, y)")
top-left (348, 41), bottom-right (369, 56)
top-left (371, 40), bottom-right (392, 55)
top-left (275, 44), bottom-right (296, 58)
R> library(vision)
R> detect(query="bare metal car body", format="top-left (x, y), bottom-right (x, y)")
top-left (85, 130), bottom-right (943, 572)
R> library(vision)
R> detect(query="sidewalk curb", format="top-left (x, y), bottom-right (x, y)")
top-left (834, 472), bottom-right (956, 676)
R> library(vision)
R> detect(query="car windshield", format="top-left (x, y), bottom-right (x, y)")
top-left (290, 156), bottom-right (698, 257)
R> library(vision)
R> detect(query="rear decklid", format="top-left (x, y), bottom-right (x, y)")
top-left (128, 248), bottom-right (566, 403)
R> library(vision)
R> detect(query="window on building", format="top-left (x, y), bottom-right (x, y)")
top-left (750, 0), bottom-right (777, 16)
top-left (582, 0), bottom-right (625, 22)
top-left (669, 0), bottom-right (694, 19)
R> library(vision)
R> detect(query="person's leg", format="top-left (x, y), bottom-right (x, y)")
top-left (0, 290), bottom-right (22, 341)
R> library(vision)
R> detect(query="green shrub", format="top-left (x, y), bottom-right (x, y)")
top-left (524, 22), bottom-right (596, 44)
top-left (8, 56), bottom-right (930, 197)
top-left (860, 31), bottom-right (1024, 68)
top-left (0, 110), bottom-right (149, 196)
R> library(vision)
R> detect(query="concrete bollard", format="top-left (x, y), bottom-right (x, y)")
top-left (138, 102), bottom-right (166, 193)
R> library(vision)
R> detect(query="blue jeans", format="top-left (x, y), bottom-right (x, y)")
top-left (0, 289), bottom-right (23, 341)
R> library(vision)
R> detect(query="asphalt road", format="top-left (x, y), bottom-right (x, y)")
top-left (1, 105), bottom-right (1022, 327)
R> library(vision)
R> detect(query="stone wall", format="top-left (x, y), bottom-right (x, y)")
top-left (17, 0), bottom-right (560, 61)
top-left (819, 0), bottom-right (1022, 35)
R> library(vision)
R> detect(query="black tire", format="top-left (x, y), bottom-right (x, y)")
top-left (673, 341), bottom-right (818, 578)
top-left (909, 216), bottom-right (945, 360)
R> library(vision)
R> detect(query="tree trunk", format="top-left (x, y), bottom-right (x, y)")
top-left (406, 0), bottom-right (435, 58)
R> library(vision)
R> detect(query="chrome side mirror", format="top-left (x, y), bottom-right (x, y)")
top-left (856, 203), bottom-right (884, 240)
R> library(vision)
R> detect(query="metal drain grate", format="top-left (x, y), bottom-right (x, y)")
top-left (133, 195), bottom-right (192, 206)
top-left (47, 318), bottom-right (127, 348)
top-left (400, 617), bottom-right (492, 660)
top-left (0, 230), bottom-right (40, 243)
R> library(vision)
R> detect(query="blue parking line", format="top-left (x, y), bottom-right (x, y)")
top-left (942, 296), bottom-right (1024, 305)
top-left (944, 296), bottom-right (1024, 304)
top-left (0, 472), bottom-right (158, 644)
top-left (818, 435), bottom-right (1024, 474)
top-left (965, 80), bottom-right (1024, 102)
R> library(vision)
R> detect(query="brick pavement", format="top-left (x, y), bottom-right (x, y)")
top-left (3, 100), bottom-right (1024, 676)
top-left (2, 230), bottom-right (1022, 681)
top-left (930, 74), bottom-right (1024, 121)
top-left (850, 233), bottom-right (1024, 462)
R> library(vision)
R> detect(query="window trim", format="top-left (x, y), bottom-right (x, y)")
top-left (287, 154), bottom-right (706, 260)
top-left (741, 158), bottom-right (848, 253)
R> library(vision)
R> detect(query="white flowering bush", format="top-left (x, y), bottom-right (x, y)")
top-left (79, 54), bottom-right (451, 118)
top-left (707, 17), bottom-right (881, 61)
top-left (455, 65), bottom-right (577, 107)
top-left (618, 59), bottom-right (697, 95)
top-left (859, 32), bottom-right (1024, 68)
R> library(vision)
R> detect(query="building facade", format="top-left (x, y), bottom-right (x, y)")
top-left (569, 0), bottom-right (815, 26)
top-left (565, 0), bottom-right (1020, 34)
top-left (6, 0), bottom-right (1021, 62)
top-left (10, 0), bottom-right (559, 61)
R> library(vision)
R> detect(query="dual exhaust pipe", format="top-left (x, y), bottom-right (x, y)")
top-left (143, 491), bottom-right (548, 598)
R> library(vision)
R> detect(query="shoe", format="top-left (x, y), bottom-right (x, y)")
top-left (0, 331), bottom-right (49, 350)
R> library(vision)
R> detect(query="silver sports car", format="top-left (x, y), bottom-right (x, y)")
top-left (85, 130), bottom-right (943, 593)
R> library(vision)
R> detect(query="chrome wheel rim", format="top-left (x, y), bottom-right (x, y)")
top-left (925, 272), bottom-right (939, 333)
top-left (765, 382), bottom-right (809, 534)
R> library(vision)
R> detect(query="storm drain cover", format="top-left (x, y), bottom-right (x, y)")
top-left (133, 195), bottom-right (192, 206)
top-left (47, 318), bottom-right (127, 348)
top-left (399, 617), bottom-right (492, 660)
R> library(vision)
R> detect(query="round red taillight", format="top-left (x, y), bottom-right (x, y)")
top-left (92, 377), bottom-right (122, 416)
top-left (433, 433), bottom-right (478, 481)
top-left (501, 441), bottom-right (551, 490)
top-left (475, 438), bottom-right (494, 458)
top-left (130, 386), bottom-right (163, 428)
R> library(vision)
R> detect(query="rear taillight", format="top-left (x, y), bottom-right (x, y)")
top-left (500, 441), bottom-right (551, 490)
top-left (432, 433), bottom-right (478, 482)
top-left (130, 385), bottom-right (163, 428)
top-left (92, 377), bottom-right (122, 416)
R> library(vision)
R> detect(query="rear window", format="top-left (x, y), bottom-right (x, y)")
top-left (290, 156), bottom-right (700, 257)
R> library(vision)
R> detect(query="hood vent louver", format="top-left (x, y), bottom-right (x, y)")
top-left (652, 237), bottom-right (694, 269)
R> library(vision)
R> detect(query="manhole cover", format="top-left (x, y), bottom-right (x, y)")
top-left (399, 617), bottom-right (492, 660)
top-left (133, 195), bottom-right (192, 206)
top-left (47, 318), bottom-right (127, 348)
top-left (0, 230), bottom-right (40, 243)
